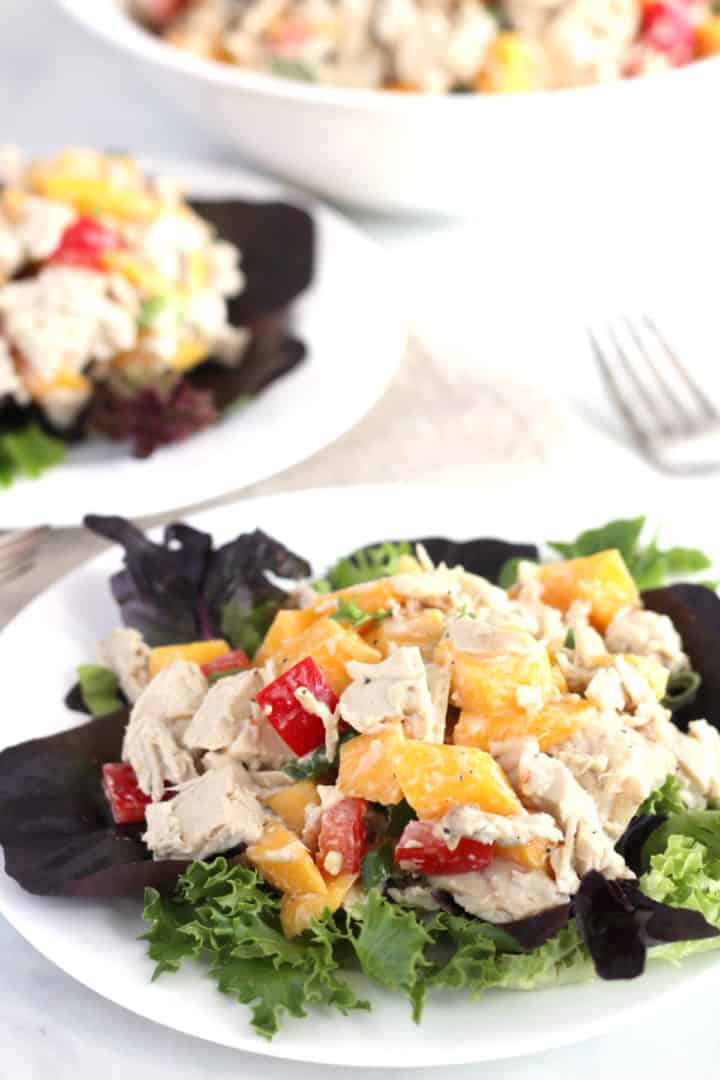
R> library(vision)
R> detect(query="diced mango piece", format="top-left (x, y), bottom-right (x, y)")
top-left (338, 723), bottom-right (405, 805)
top-left (443, 646), bottom-right (555, 719)
top-left (551, 665), bottom-right (568, 694)
top-left (247, 822), bottom-right (327, 897)
top-left (264, 780), bottom-right (319, 834)
top-left (396, 554), bottom-right (422, 574)
top-left (32, 173), bottom-right (160, 221)
top-left (364, 608), bottom-right (445, 658)
top-left (394, 740), bottom-right (522, 820)
top-left (697, 15), bottom-right (720, 57)
top-left (255, 609), bottom-right (319, 666)
top-left (102, 251), bottom-right (170, 293)
top-left (497, 840), bottom-right (552, 874)
top-left (273, 616), bottom-right (382, 696)
top-left (476, 32), bottom-right (538, 93)
top-left (148, 639), bottom-right (229, 678)
top-left (280, 874), bottom-right (357, 938)
top-left (311, 579), bottom-right (400, 619)
top-left (619, 655), bottom-right (669, 701)
top-left (454, 698), bottom-right (595, 753)
top-left (536, 550), bottom-right (640, 632)
top-left (167, 337), bottom-right (210, 372)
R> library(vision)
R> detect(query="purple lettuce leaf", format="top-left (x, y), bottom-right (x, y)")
top-left (503, 904), bottom-right (572, 950)
top-left (643, 585), bottom-right (720, 730)
top-left (0, 709), bottom-right (188, 897)
top-left (188, 199), bottom-right (315, 324)
top-left (84, 515), bottom-right (311, 647)
top-left (574, 870), bottom-right (719, 980)
top-left (188, 320), bottom-right (306, 407)
top-left (411, 538), bottom-right (539, 585)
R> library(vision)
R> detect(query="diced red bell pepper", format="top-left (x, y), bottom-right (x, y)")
top-left (102, 763), bottom-right (151, 825)
top-left (395, 821), bottom-right (494, 876)
top-left (256, 657), bottom-right (338, 756)
top-left (638, 2), bottom-right (695, 66)
top-left (201, 648), bottom-right (250, 680)
top-left (318, 797), bottom-right (368, 875)
top-left (49, 217), bottom-right (123, 270)
top-left (135, 0), bottom-right (189, 27)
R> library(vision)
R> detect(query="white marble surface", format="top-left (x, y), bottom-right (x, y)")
top-left (3, 2), bottom-right (720, 1076)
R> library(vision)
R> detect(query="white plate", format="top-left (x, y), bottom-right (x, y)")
top-left (1, 481), bottom-right (718, 1068)
top-left (1, 159), bottom-right (406, 527)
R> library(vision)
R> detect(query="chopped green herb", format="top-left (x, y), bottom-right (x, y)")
top-left (138, 293), bottom-right (184, 330)
top-left (268, 57), bottom-right (315, 81)
top-left (663, 670), bottom-right (702, 712)
top-left (385, 799), bottom-right (417, 838)
top-left (283, 730), bottom-right (355, 781)
top-left (77, 664), bottom-right (123, 717)
top-left (564, 628), bottom-right (576, 650)
top-left (361, 840), bottom-right (396, 890)
top-left (331, 597), bottom-right (391, 631)
top-left (207, 666), bottom-right (247, 686)
top-left (547, 517), bottom-right (712, 590)
top-left (497, 557), bottom-right (527, 589)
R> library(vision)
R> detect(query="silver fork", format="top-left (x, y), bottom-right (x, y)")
top-left (0, 527), bottom-right (49, 588)
top-left (589, 314), bottom-right (720, 474)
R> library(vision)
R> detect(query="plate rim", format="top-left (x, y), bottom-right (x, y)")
top-left (1, 481), bottom-right (719, 1067)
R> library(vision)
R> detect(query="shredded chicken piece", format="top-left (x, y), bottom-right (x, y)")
top-left (122, 660), bottom-right (207, 801)
top-left (97, 627), bottom-right (151, 704)
top-left (144, 762), bottom-right (266, 860)
top-left (430, 862), bottom-right (571, 923)
top-left (494, 737), bottom-right (631, 893)
top-left (633, 702), bottom-right (720, 806)
top-left (550, 714), bottom-right (675, 840)
top-left (340, 646), bottom-right (436, 737)
top-left (605, 608), bottom-right (689, 673)
top-left (295, 686), bottom-right (339, 761)
top-left (435, 804), bottom-right (562, 848)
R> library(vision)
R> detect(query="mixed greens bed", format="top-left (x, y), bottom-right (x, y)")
top-left (2, 515), bottom-right (720, 1041)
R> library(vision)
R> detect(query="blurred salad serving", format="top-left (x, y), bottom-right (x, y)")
top-left (131, 0), bottom-right (720, 94)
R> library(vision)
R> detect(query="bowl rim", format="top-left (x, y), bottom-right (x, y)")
top-left (58, 0), bottom-right (720, 112)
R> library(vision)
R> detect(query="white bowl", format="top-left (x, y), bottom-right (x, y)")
top-left (58, 0), bottom-right (720, 215)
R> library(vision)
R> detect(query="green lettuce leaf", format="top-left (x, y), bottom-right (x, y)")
top-left (76, 664), bottom-right (123, 717)
top-left (0, 422), bottom-right (65, 489)
top-left (221, 598), bottom-right (278, 660)
top-left (641, 835), bottom-right (720, 962)
top-left (141, 858), bottom-right (367, 1040)
top-left (547, 517), bottom-right (712, 590)
top-left (315, 542), bottom-right (412, 593)
top-left (283, 730), bottom-right (355, 781)
top-left (643, 810), bottom-right (720, 865)
top-left (349, 889), bottom-right (434, 1019)
top-left (639, 775), bottom-right (687, 817)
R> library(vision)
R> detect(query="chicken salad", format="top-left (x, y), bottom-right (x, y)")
top-left (2, 513), bottom-right (720, 1038)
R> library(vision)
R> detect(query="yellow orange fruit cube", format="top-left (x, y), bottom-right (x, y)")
top-left (338, 723), bottom-right (405, 805)
top-left (247, 822), bottom-right (327, 897)
top-left (536, 550), bottom-right (639, 632)
top-left (394, 740), bottom-right (521, 819)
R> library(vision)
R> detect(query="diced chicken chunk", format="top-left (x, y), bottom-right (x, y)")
top-left (633, 703), bottom-right (720, 807)
top-left (430, 862), bottom-right (570, 924)
top-left (605, 609), bottom-right (688, 673)
top-left (340, 646), bottom-right (436, 738)
top-left (550, 714), bottom-right (675, 840)
top-left (144, 762), bottom-right (266, 860)
top-left (122, 660), bottom-right (207, 801)
top-left (183, 669), bottom-right (262, 752)
top-left (494, 737), bottom-right (630, 893)
top-left (425, 662), bottom-right (450, 743)
top-left (97, 627), bottom-right (151, 704)
top-left (436, 804), bottom-right (562, 848)
top-left (295, 686), bottom-right (339, 760)
top-left (445, 614), bottom-right (535, 657)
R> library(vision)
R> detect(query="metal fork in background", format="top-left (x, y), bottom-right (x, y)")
top-left (589, 314), bottom-right (720, 473)
top-left (0, 527), bottom-right (49, 588)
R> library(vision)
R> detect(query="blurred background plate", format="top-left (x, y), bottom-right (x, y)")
top-left (58, 0), bottom-right (720, 214)
top-left (1, 481), bottom-right (719, 1067)
top-left (1, 158), bottom-right (407, 527)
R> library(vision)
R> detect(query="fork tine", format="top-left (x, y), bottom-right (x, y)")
top-left (642, 315), bottom-right (720, 423)
top-left (588, 328), bottom-right (650, 446)
top-left (0, 526), bottom-right (48, 553)
top-left (0, 558), bottom-right (37, 588)
top-left (622, 317), bottom-right (697, 436)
